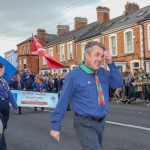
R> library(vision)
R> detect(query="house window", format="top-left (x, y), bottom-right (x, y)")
top-left (124, 30), bottom-right (133, 53)
top-left (26, 45), bottom-right (28, 53)
top-left (60, 45), bottom-right (65, 62)
top-left (109, 35), bottom-right (117, 56)
top-left (130, 60), bottom-right (140, 71)
top-left (49, 48), bottom-right (53, 57)
top-left (81, 43), bottom-right (86, 60)
top-left (148, 24), bottom-right (150, 50)
top-left (93, 38), bottom-right (99, 42)
top-left (68, 42), bottom-right (73, 60)
top-left (18, 48), bottom-right (20, 55)
top-left (23, 59), bottom-right (26, 69)
top-left (19, 59), bottom-right (21, 65)
top-left (22, 46), bottom-right (24, 54)
top-left (43, 57), bottom-right (47, 65)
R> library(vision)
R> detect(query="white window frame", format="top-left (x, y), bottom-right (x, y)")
top-left (60, 45), bottom-right (65, 62)
top-left (43, 57), bottom-right (47, 65)
top-left (130, 60), bottom-right (140, 72)
top-left (93, 38), bottom-right (99, 42)
top-left (67, 42), bottom-right (73, 60)
top-left (146, 61), bottom-right (150, 72)
top-left (109, 34), bottom-right (117, 56)
top-left (23, 59), bottom-right (26, 64)
top-left (49, 48), bottom-right (53, 57)
top-left (148, 24), bottom-right (150, 51)
top-left (71, 65), bottom-right (76, 70)
top-left (81, 42), bottom-right (87, 60)
top-left (124, 29), bottom-right (134, 54)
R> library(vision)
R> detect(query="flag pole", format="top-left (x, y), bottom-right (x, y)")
top-left (29, 33), bottom-right (33, 71)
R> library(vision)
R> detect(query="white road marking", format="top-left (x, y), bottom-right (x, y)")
top-left (106, 121), bottom-right (150, 131)
top-left (109, 104), bottom-right (150, 111)
top-left (32, 108), bottom-right (150, 131)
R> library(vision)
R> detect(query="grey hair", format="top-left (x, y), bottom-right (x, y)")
top-left (84, 41), bottom-right (106, 54)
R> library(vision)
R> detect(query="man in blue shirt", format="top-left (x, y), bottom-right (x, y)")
top-left (50, 41), bottom-right (123, 150)
top-left (0, 62), bottom-right (18, 150)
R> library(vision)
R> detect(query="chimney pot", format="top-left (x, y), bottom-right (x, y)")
top-left (37, 28), bottom-right (46, 46)
top-left (96, 6), bottom-right (110, 24)
top-left (125, 2), bottom-right (139, 15)
top-left (57, 25), bottom-right (69, 36)
top-left (74, 17), bottom-right (87, 30)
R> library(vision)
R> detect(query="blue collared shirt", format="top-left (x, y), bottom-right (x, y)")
top-left (50, 62), bottom-right (124, 131)
top-left (0, 81), bottom-right (18, 110)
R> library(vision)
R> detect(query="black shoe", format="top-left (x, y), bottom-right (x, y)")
top-left (18, 111), bottom-right (22, 114)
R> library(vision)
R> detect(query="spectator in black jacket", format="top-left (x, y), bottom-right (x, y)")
top-left (21, 67), bottom-right (35, 90)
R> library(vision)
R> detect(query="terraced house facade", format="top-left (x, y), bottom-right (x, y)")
top-left (17, 2), bottom-right (150, 75)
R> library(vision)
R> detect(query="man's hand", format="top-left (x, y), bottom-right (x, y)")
top-left (104, 51), bottom-right (112, 64)
top-left (50, 130), bottom-right (60, 141)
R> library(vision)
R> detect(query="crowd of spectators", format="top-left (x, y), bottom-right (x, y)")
top-left (111, 68), bottom-right (150, 104)
top-left (9, 67), bottom-right (69, 113)
top-left (9, 67), bottom-right (150, 112)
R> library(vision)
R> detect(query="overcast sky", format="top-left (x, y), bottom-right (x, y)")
top-left (0, 0), bottom-right (150, 57)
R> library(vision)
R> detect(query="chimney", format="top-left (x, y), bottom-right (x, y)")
top-left (125, 2), bottom-right (139, 15)
top-left (57, 25), bottom-right (69, 36)
top-left (74, 17), bottom-right (87, 30)
top-left (37, 28), bottom-right (46, 46)
top-left (96, 6), bottom-right (110, 24)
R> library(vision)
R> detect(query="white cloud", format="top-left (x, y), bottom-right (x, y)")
top-left (0, 40), bottom-right (17, 57)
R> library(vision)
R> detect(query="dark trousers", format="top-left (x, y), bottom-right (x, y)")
top-left (0, 134), bottom-right (7, 150)
top-left (73, 114), bottom-right (105, 150)
top-left (0, 100), bottom-right (10, 150)
top-left (18, 107), bottom-right (21, 113)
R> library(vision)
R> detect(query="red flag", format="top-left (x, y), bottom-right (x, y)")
top-left (31, 35), bottom-right (64, 69)
top-left (31, 35), bottom-right (46, 56)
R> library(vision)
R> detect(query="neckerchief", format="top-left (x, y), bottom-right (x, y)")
top-left (0, 77), bottom-right (9, 91)
top-left (80, 65), bottom-right (105, 106)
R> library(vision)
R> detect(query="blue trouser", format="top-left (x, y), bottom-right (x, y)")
top-left (0, 99), bottom-right (10, 150)
top-left (73, 114), bottom-right (105, 150)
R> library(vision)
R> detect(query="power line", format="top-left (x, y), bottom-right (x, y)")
top-left (0, 5), bottom-right (97, 40)
top-left (0, 0), bottom-right (98, 34)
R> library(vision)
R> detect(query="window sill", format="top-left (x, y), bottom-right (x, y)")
top-left (125, 52), bottom-right (134, 55)
top-left (112, 55), bottom-right (117, 57)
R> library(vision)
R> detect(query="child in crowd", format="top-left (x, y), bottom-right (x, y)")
top-left (114, 87), bottom-right (122, 99)
top-left (133, 78), bottom-right (138, 101)
top-left (137, 77), bottom-right (143, 100)
top-left (32, 76), bottom-right (47, 112)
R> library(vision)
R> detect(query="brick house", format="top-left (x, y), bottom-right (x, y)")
top-left (42, 2), bottom-right (150, 74)
top-left (43, 17), bottom-right (97, 75)
top-left (17, 2), bottom-right (150, 75)
top-left (76, 3), bottom-right (150, 73)
top-left (17, 29), bottom-right (57, 74)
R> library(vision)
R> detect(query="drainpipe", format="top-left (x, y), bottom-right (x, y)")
top-left (102, 33), bottom-right (107, 69)
top-left (139, 23), bottom-right (146, 71)
top-left (75, 43), bottom-right (78, 67)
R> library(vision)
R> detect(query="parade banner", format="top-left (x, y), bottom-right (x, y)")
top-left (11, 90), bottom-right (58, 108)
